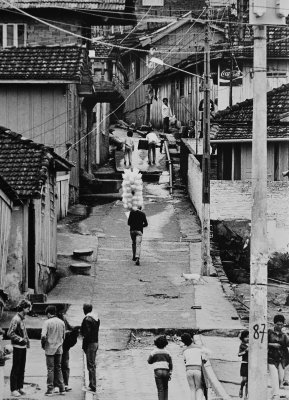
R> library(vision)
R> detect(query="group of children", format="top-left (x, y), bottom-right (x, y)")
top-left (148, 332), bottom-right (208, 400)
top-left (123, 129), bottom-right (161, 167)
top-left (147, 330), bottom-right (249, 400)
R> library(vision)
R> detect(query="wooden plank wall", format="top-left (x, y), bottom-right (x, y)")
top-left (149, 74), bottom-right (201, 129)
top-left (0, 190), bottom-right (12, 288)
top-left (0, 84), bottom-right (80, 196)
top-left (56, 174), bottom-right (70, 220)
top-left (34, 171), bottom-right (57, 293)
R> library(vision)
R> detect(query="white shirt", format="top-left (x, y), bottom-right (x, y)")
top-left (147, 132), bottom-right (158, 144)
top-left (162, 103), bottom-right (172, 118)
top-left (183, 345), bottom-right (203, 366)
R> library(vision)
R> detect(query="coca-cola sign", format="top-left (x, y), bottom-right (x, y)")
top-left (220, 69), bottom-right (242, 81)
top-left (219, 60), bottom-right (243, 87)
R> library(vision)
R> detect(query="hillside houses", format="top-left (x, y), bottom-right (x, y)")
top-left (0, 0), bottom-right (136, 205)
top-left (211, 83), bottom-right (289, 181)
top-left (0, 127), bottom-right (72, 304)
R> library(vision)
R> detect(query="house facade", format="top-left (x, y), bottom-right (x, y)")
top-left (211, 83), bottom-right (289, 181)
top-left (121, 15), bottom-right (224, 128)
top-left (0, 0), bottom-right (136, 201)
top-left (0, 176), bottom-right (16, 298)
top-left (0, 128), bottom-right (71, 304)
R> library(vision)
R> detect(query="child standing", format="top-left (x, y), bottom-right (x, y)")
top-left (148, 335), bottom-right (173, 400)
top-left (124, 129), bottom-right (134, 167)
top-left (238, 330), bottom-right (249, 399)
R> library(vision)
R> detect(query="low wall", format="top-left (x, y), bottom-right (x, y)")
top-left (187, 151), bottom-right (289, 254)
top-left (187, 154), bottom-right (202, 219)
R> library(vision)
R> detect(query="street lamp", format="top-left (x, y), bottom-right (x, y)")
top-left (149, 56), bottom-right (211, 276)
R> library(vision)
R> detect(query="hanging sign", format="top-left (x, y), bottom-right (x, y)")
top-left (219, 60), bottom-right (243, 86)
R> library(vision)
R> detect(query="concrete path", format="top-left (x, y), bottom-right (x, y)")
top-left (2, 339), bottom-right (84, 400)
top-left (0, 145), bottom-right (248, 399)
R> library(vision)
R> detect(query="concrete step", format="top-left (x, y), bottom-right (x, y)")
top-left (70, 262), bottom-right (92, 275)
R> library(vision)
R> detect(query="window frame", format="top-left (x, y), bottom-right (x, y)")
top-left (0, 23), bottom-right (27, 47)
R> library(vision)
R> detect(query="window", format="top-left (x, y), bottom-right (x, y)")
top-left (135, 58), bottom-right (140, 80)
top-left (0, 24), bottom-right (26, 48)
top-left (179, 77), bottom-right (184, 97)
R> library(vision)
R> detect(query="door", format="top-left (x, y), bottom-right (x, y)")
top-left (28, 201), bottom-right (35, 290)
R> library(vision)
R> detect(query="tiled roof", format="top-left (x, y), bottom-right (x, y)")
top-left (0, 174), bottom-right (17, 201)
top-left (0, 127), bottom-right (69, 198)
top-left (211, 124), bottom-right (289, 141)
top-left (0, 46), bottom-right (90, 81)
top-left (94, 43), bottom-right (114, 58)
top-left (227, 26), bottom-right (289, 59)
top-left (212, 84), bottom-right (289, 141)
top-left (0, 0), bottom-right (127, 10)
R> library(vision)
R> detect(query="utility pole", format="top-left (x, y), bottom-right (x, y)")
top-left (248, 1), bottom-right (286, 399)
top-left (248, 23), bottom-right (267, 400)
top-left (201, 0), bottom-right (211, 276)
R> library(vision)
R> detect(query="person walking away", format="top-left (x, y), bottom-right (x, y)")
top-left (147, 131), bottom-right (159, 165)
top-left (268, 314), bottom-right (289, 400)
top-left (81, 303), bottom-right (100, 394)
top-left (7, 299), bottom-right (31, 398)
top-left (128, 205), bottom-right (148, 266)
top-left (238, 330), bottom-right (249, 399)
top-left (162, 98), bottom-right (172, 134)
top-left (181, 332), bottom-right (208, 400)
top-left (124, 129), bottom-right (134, 167)
top-left (41, 305), bottom-right (66, 396)
top-left (148, 335), bottom-right (172, 400)
top-left (54, 309), bottom-right (79, 393)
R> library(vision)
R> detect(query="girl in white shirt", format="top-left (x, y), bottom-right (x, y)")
top-left (181, 333), bottom-right (206, 400)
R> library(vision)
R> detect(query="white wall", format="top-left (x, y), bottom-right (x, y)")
top-left (187, 154), bottom-right (202, 220)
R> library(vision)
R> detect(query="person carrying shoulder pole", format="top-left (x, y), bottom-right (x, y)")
top-left (128, 206), bottom-right (148, 266)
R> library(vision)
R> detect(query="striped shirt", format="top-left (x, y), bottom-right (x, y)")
top-left (148, 348), bottom-right (173, 371)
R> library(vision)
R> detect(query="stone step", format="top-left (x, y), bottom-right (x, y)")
top-left (73, 248), bottom-right (94, 257)
top-left (70, 262), bottom-right (92, 275)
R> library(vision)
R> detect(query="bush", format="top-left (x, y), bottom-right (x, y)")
top-left (268, 252), bottom-right (289, 281)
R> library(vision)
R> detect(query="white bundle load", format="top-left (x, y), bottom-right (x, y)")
top-left (122, 168), bottom-right (143, 210)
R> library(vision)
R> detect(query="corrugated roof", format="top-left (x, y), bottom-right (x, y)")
top-left (0, 46), bottom-right (90, 81)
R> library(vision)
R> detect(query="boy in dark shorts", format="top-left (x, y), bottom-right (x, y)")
top-left (238, 330), bottom-right (249, 399)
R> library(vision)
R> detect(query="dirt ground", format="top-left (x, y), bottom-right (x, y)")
top-left (233, 282), bottom-right (289, 328)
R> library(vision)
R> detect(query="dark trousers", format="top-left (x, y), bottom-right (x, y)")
top-left (85, 343), bottom-right (98, 392)
top-left (163, 117), bottom-right (170, 133)
top-left (154, 369), bottom-right (170, 400)
top-left (61, 351), bottom-right (70, 386)
top-left (10, 347), bottom-right (27, 391)
top-left (54, 351), bottom-right (70, 387)
top-left (46, 354), bottom-right (65, 392)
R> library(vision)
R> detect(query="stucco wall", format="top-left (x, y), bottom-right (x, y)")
top-left (5, 207), bottom-right (24, 304)
top-left (210, 180), bottom-right (289, 254)
top-left (187, 154), bottom-right (202, 219)
top-left (188, 173), bottom-right (289, 254)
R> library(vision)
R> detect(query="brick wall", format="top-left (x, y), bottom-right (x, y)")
top-left (27, 19), bottom-right (83, 46)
